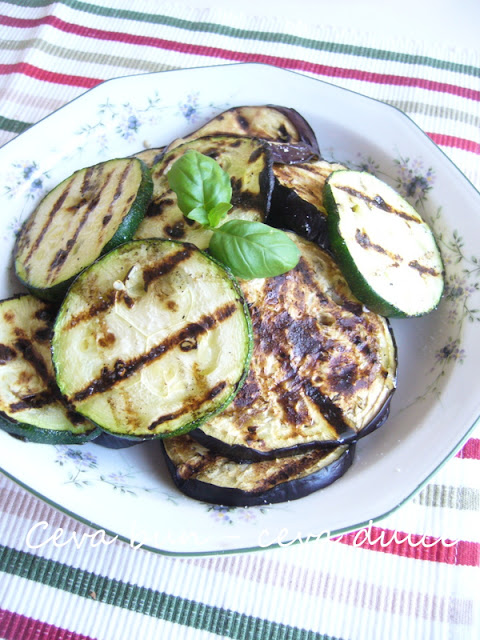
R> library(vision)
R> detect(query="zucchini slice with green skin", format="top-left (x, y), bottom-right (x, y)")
top-left (324, 170), bottom-right (444, 317)
top-left (191, 233), bottom-right (397, 461)
top-left (134, 135), bottom-right (273, 250)
top-left (52, 238), bottom-right (252, 440)
top-left (14, 157), bottom-right (153, 302)
top-left (162, 434), bottom-right (354, 507)
top-left (0, 294), bottom-right (98, 444)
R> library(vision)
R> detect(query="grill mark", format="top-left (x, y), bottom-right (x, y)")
top-left (15, 337), bottom-right (50, 382)
top-left (277, 124), bottom-right (291, 143)
top-left (0, 344), bottom-right (16, 364)
top-left (233, 377), bottom-right (261, 408)
top-left (100, 162), bottom-right (133, 231)
top-left (81, 165), bottom-right (98, 195)
top-left (9, 326), bottom-right (86, 425)
top-left (237, 256), bottom-right (381, 432)
top-left (164, 221), bottom-right (186, 239)
top-left (355, 229), bottom-right (403, 263)
top-left (148, 381), bottom-right (228, 432)
top-left (336, 185), bottom-right (422, 223)
top-left (408, 259), bottom-right (440, 276)
top-left (145, 197), bottom-right (176, 218)
top-left (294, 257), bottom-right (330, 306)
top-left (71, 302), bottom-right (239, 403)
top-left (297, 257), bottom-right (363, 315)
top-left (253, 450), bottom-right (327, 492)
top-left (33, 327), bottom-right (52, 343)
top-left (248, 147), bottom-right (263, 164)
top-left (35, 307), bottom-right (54, 322)
top-left (64, 291), bottom-right (116, 330)
top-left (64, 247), bottom-right (196, 331)
top-left (177, 449), bottom-right (220, 480)
top-left (9, 389), bottom-right (56, 413)
top-left (303, 381), bottom-right (351, 436)
top-left (47, 169), bottom-right (115, 280)
top-left (231, 179), bottom-right (264, 213)
top-left (23, 179), bottom-right (74, 265)
top-left (143, 245), bottom-right (195, 290)
top-left (236, 114), bottom-right (250, 131)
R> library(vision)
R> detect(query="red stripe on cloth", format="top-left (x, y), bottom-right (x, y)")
top-left (2, 14), bottom-right (480, 101)
top-left (428, 133), bottom-right (480, 154)
top-left (0, 609), bottom-right (97, 640)
top-left (0, 62), bottom-right (101, 88)
top-left (456, 438), bottom-right (480, 460)
top-left (334, 526), bottom-right (479, 566)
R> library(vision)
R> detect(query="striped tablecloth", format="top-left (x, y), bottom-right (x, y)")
top-left (0, 2), bottom-right (479, 639)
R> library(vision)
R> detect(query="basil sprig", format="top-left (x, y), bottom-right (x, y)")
top-left (167, 150), bottom-right (300, 279)
top-left (167, 149), bottom-right (233, 228)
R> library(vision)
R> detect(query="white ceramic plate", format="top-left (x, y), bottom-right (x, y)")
top-left (1, 63), bottom-right (479, 555)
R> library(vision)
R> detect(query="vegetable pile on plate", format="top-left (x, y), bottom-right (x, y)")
top-left (0, 105), bottom-right (445, 507)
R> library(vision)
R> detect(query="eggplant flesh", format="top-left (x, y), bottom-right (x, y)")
top-left (191, 233), bottom-right (397, 461)
top-left (132, 147), bottom-right (165, 168)
top-left (268, 160), bottom-right (346, 248)
top-left (165, 105), bottom-right (320, 163)
top-left (134, 135), bottom-right (273, 250)
top-left (162, 434), bottom-right (354, 507)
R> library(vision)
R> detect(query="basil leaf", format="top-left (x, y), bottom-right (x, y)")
top-left (167, 150), bottom-right (232, 224)
top-left (186, 206), bottom-right (210, 226)
top-left (208, 201), bottom-right (232, 228)
top-left (209, 220), bottom-right (300, 280)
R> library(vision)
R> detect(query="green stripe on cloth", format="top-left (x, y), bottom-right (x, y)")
top-left (386, 100), bottom-right (480, 130)
top-left (0, 545), bottom-right (342, 640)
top-left (415, 484), bottom-right (480, 511)
top-left (3, 0), bottom-right (480, 79)
top-left (0, 115), bottom-right (31, 135)
top-left (0, 37), bottom-right (177, 74)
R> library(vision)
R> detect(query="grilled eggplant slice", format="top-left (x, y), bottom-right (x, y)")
top-left (324, 170), bottom-right (445, 317)
top-left (134, 135), bottom-right (273, 249)
top-left (14, 157), bottom-right (153, 301)
top-left (192, 233), bottom-right (397, 461)
top-left (93, 432), bottom-right (142, 449)
top-left (132, 147), bottom-right (165, 168)
top-left (166, 105), bottom-right (320, 163)
top-left (52, 239), bottom-right (252, 440)
top-left (269, 159), bottom-right (346, 247)
top-left (162, 434), bottom-right (354, 506)
top-left (0, 295), bottom-right (98, 443)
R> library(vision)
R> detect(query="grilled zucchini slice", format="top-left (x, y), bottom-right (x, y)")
top-left (134, 135), bottom-right (273, 250)
top-left (52, 239), bottom-right (252, 440)
top-left (162, 434), bottom-right (354, 506)
top-left (192, 233), bottom-right (396, 461)
top-left (324, 170), bottom-right (444, 317)
top-left (14, 157), bottom-right (153, 301)
top-left (0, 295), bottom-right (98, 443)
top-left (165, 105), bottom-right (320, 163)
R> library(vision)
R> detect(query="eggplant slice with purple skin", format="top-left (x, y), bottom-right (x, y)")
top-left (191, 232), bottom-right (397, 462)
top-left (268, 159), bottom-right (346, 249)
top-left (165, 105), bottom-right (320, 163)
top-left (162, 434), bottom-right (354, 507)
